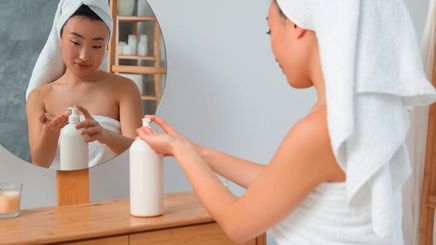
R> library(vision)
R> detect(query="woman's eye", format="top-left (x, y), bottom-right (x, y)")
top-left (266, 29), bottom-right (271, 35)
top-left (92, 46), bottom-right (102, 49)
top-left (70, 40), bottom-right (80, 46)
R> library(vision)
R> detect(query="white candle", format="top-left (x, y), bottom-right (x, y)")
top-left (118, 41), bottom-right (127, 55)
top-left (138, 41), bottom-right (148, 56)
top-left (123, 45), bottom-right (131, 55)
top-left (139, 34), bottom-right (147, 43)
top-left (128, 34), bottom-right (137, 55)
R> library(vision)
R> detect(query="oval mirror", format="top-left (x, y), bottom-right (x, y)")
top-left (0, 0), bottom-right (167, 171)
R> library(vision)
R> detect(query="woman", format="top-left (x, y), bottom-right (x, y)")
top-left (26, 2), bottom-right (143, 169)
top-left (138, 0), bottom-right (436, 244)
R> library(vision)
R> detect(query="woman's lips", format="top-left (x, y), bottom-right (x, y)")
top-left (74, 62), bottom-right (92, 69)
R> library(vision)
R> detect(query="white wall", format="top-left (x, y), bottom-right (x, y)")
top-left (0, 0), bottom-right (430, 244)
top-left (406, 0), bottom-right (430, 38)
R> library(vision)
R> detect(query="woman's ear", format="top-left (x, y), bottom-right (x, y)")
top-left (294, 24), bottom-right (306, 38)
top-left (287, 21), bottom-right (306, 39)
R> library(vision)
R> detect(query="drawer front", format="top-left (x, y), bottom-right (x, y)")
top-left (61, 235), bottom-right (129, 245)
top-left (130, 223), bottom-right (256, 245)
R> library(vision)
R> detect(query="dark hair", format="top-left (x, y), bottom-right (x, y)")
top-left (60, 4), bottom-right (104, 36)
top-left (272, 0), bottom-right (287, 18)
top-left (71, 4), bottom-right (103, 21)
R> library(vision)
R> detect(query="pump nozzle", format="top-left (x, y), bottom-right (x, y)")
top-left (142, 117), bottom-right (151, 127)
top-left (67, 107), bottom-right (80, 124)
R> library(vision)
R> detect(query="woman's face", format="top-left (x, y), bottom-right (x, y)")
top-left (267, 2), bottom-right (313, 88)
top-left (61, 16), bottom-right (109, 79)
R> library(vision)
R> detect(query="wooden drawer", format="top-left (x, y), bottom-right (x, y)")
top-left (130, 223), bottom-right (256, 245)
top-left (61, 235), bottom-right (129, 245)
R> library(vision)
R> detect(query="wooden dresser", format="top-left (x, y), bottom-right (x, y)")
top-left (0, 192), bottom-right (266, 245)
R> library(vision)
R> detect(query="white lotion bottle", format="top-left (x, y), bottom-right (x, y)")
top-left (129, 118), bottom-right (163, 217)
top-left (60, 107), bottom-right (89, 170)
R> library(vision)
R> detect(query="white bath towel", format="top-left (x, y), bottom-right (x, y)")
top-left (51, 115), bottom-right (121, 170)
top-left (25, 0), bottom-right (112, 99)
top-left (276, 0), bottom-right (436, 241)
top-left (272, 182), bottom-right (400, 244)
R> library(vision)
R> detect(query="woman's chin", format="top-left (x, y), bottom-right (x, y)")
top-left (288, 80), bottom-right (313, 89)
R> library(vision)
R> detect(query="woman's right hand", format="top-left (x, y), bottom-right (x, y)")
top-left (39, 111), bottom-right (69, 132)
top-left (137, 115), bottom-right (195, 157)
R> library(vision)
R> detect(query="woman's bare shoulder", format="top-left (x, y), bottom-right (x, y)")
top-left (102, 72), bottom-right (137, 87)
top-left (284, 112), bottom-right (331, 162)
top-left (27, 82), bottom-right (54, 105)
top-left (101, 72), bottom-right (140, 95)
top-left (285, 110), bottom-right (345, 181)
top-left (292, 110), bottom-right (329, 140)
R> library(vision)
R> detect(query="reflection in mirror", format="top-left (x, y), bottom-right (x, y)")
top-left (0, 0), bottom-right (167, 171)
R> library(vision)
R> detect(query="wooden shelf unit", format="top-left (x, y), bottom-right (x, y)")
top-left (118, 55), bottom-right (156, 61)
top-left (118, 16), bottom-right (157, 22)
top-left (108, 0), bottom-right (166, 112)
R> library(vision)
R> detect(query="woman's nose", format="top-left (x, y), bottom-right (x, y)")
top-left (79, 47), bottom-right (90, 61)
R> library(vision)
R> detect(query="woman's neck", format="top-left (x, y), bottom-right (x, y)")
top-left (309, 49), bottom-right (327, 114)
top-left (62, 68), bottom-right (102, 86)
top-left (311, 97), bottom-right (326, 113)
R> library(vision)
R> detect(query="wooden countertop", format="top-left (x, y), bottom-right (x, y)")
top-left (0, 192), bottom-right (215, 244)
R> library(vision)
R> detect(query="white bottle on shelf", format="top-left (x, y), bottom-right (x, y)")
top-left (139, 34), bottom-right (147, 43)
top-left (128, 34), bottom-right (137, 55)
top-left (118, 41), bottom-right (127, 55)
top-left (60, 107), bottom-right (88, 170)
top-left (138, 34), bottom-right (148, 56)
top-left (129, 118), bottom-right (163, 217)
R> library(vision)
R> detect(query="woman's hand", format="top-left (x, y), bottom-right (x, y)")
top-left (75, 105), bottom-right (107, 143)
top-left (39, 111), bottom-right (69, 132)
top-left (136, 115), bottom-right (193, 157)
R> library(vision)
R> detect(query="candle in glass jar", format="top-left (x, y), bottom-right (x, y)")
top-left (0, 191), bottom-right (20, 214)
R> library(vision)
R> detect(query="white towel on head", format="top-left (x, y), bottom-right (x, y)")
top-left (25, 0), bottom-right (112, 100)
top-left (276, 0), bottom-right (436, 240)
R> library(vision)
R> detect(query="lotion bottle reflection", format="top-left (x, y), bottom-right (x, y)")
top-left (60, 107), bottom-right (89, 170)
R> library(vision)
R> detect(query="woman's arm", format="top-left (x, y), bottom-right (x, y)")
top-left (26, 90), bottom-right (69, 167)
top-left (75, 103), bottom-right (136, 155)
top-left (138, 115), bottom-right (344, 243)
top-left (197, 146), bottom-right (265, 188)
top-left (94, 124), bottom-right (135, 154)
top-left (117, 77), bottom-right (144, 139)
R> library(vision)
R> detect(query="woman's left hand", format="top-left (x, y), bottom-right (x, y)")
top-left (136, 115), bottom-right (191, 157)
top-left (75, 105), bottom-right (107, 143)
